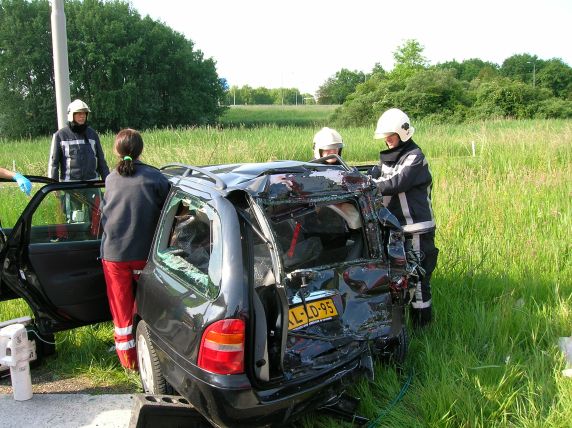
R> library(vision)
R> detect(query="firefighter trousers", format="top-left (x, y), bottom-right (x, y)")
top-left (409, 231), bottom-right (439, 326)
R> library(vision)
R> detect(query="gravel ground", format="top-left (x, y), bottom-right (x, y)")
top-left (0, 366), bottom-right (136, 395)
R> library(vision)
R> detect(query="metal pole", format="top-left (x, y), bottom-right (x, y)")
top-left (51, 0), bottom-right (71, 129)
top-left (533, 62), bottom-right (536, 88)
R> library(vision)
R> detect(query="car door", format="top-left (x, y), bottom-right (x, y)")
top-left (0, 178), bottom-right (110, 334)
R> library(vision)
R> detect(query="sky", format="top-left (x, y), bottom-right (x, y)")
top-left (128, 0), bottom-right (572, 95)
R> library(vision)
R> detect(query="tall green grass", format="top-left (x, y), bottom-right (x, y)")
top-left (1, 118), bottom-right (571, 426)
top-left (219, 104), bottom-right (338, 127)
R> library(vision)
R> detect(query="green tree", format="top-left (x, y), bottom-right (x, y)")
top-left (436, 58), bottom-right (499, 82)
top-left (64, 0), bottom-right (225, 131)
top-left (536, 97), bottom-right (572, 118)
top-left (0, 0), bottom-right (54, 137)
top-left (250, 87), bottom-right (273, 104)
top-left (393, 69), bottom-right (469, 120)
top-left (470, 77), bottom-right (547, 119)
top-left (370, 62), bottom-right (386, 78)
top-left (332, 68), bottom-right (469, 126)
top-left (331, 74), bottom-right (404, 126)
top-left (316, 68), bottom-right (366, 104)
top-left (500, 53), bottom-right (544, 86)
top-left (536, 58), bottom-right (572, 99)
top-left (390, 39), bottom-right (428, 81)
top-left (0, 0), bottom-right (225, 137)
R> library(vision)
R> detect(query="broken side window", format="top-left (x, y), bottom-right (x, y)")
top-left (155, 193), bottom-right (222, 299)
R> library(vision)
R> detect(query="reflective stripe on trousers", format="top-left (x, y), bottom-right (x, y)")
top-left (101, 259), bottom-right (146, 369)
top-left (408, 231), bottom-right (438, 309)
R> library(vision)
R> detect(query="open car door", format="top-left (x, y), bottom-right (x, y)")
top-left (0, 177), bottom-right (110, 334)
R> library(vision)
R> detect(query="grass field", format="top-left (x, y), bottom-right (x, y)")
top-left (219, 104), bottom-right (338, 127)
top-left (0, 111), bottom-right (571, 427)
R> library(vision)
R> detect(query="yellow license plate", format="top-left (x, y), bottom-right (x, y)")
top-left (288, 298), bottom-right (338, 331)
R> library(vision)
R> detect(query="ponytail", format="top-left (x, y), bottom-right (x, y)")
top-left (117, 155), bottom-right (135, 177)
top-left (114, 129), bottom-right (143, 177)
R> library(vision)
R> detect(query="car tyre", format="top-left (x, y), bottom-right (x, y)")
top-left (136, 320), bottom-right (174, 395)
top-left (389, 326), bottom-right (409, 365)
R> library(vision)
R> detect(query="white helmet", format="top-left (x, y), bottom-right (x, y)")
top-left (67, 99), bottom-right (91, 122)
top-left (374, 108), bottom-right (414, 142)
top-left (313, 127), bottom-right (344, 159)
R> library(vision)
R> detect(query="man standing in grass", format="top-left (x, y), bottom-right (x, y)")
top-left (48, 99), bottom-right (109, 223)
top-left (370, 108), bottom-right (438, 328)
top-left (48, 99), bottom-right (109, 182)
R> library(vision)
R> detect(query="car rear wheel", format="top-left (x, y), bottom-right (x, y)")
top-left (389, 326), bottom-right (409, 365)
top-left (136, 320), bottom-right (173, 395)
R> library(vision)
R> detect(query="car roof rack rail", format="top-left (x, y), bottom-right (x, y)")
top-left (160, 163), bottom-right (227, 190)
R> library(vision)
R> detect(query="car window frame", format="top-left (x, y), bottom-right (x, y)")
top-left (151, 189), bottom-right (224, 300)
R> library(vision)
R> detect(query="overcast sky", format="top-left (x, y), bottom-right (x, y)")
top-left (128, 0), bottom-right (572, 95)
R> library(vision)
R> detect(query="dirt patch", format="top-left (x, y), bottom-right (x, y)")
top-left (0, 365), bottom-right (137, 395)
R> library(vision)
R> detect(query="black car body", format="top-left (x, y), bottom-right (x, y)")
top-left (0, 160), bottom-right (421, 427)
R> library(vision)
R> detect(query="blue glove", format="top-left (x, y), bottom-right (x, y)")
top-left (13, 172), bottom-right (32, 196)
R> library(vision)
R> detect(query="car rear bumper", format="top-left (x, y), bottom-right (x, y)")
top-left (161, 347), bottom-right (369, 427)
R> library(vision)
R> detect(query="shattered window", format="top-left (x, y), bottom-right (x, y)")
top-left (265, 200), bottom-right (364, 271)
top-left (155, 193), bottom-right (222, 299)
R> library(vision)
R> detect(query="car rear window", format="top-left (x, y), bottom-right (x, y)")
top-left (264, 200), bottom-right (364, 271)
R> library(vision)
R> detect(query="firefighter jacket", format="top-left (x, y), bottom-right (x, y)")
top-left (370, 139), bottom-right (436, 234)
top-left (48, 125), bottom-right (110, 181)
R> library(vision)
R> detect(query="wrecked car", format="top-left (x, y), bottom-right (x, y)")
top-left (0, 160), bottom-right (422, 427)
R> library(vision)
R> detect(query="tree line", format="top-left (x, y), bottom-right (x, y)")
top-left (318, 40), bottom-right (572, 125)
top-left (224, 84), bottom-right (315, 106)
top-left (0, 0), bottom-right (225, 138)
top-left (1, 1), bottom-right (570, 139)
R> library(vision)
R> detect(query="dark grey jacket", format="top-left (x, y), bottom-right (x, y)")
top-left (100, 161), bottom-right (170, 261)
top-left (48, 126), bottom-right (110, 181)
top-left (370, 140), bottom-right (436, 234)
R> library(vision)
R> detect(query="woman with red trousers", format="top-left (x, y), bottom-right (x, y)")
top-left (100, 129), bottom-right (170, 369)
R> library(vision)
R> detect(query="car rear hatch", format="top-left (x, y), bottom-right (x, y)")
top-left (246, 167), bottom-right (400, 383)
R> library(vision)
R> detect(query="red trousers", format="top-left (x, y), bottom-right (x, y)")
top-left (102, 259), bottom-right (146, 369)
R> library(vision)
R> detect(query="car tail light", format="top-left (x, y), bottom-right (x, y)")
top-left (198, 319), bottom-right (245, 374)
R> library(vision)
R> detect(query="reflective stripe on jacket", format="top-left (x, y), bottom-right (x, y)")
top-left (372, 139), bottom-right (436, 234)
top-left (48, 125), bottom-right (109, 181)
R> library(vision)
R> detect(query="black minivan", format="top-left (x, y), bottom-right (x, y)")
top-left (0, 160), bottom-right (422, 427)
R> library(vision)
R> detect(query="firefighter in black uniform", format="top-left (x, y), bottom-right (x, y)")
top-left (48, 99), bottom-right (109, 182)
top-left (47, 99), bottom-right (109, 223)
top-left (369, 108), bottom-right (438, 327)
top-left (312, 127), bottom-right (344, 165)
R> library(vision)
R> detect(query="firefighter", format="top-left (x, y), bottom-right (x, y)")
top-left (370, 108), bottom-right (438, 328)
top-left (48, 99), bottom-right (109, 182)
top-left (0, 167), bottom-right (31, 195)
top-left (100, 129), bottom-right (170, 369)
top-left (312, 127), bottom-right (345, 165)
top-left (48, 99), bottom-right (109, 222)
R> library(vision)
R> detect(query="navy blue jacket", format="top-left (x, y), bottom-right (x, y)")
top-left (371, 140), bottom-right (436, 234)
top-left (101, 161), bottom-right (170, 261)
top-left (48, 125), bottom-right (109, 181)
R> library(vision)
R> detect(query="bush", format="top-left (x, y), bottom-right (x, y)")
top-left (536, 98), bottom-right (572, 118)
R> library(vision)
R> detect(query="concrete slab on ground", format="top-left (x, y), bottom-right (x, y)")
top-left (0, 393), bottom-right (134, 428)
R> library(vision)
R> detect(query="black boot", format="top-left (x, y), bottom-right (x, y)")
top-left (410, 306), bottom-right (432, 328)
